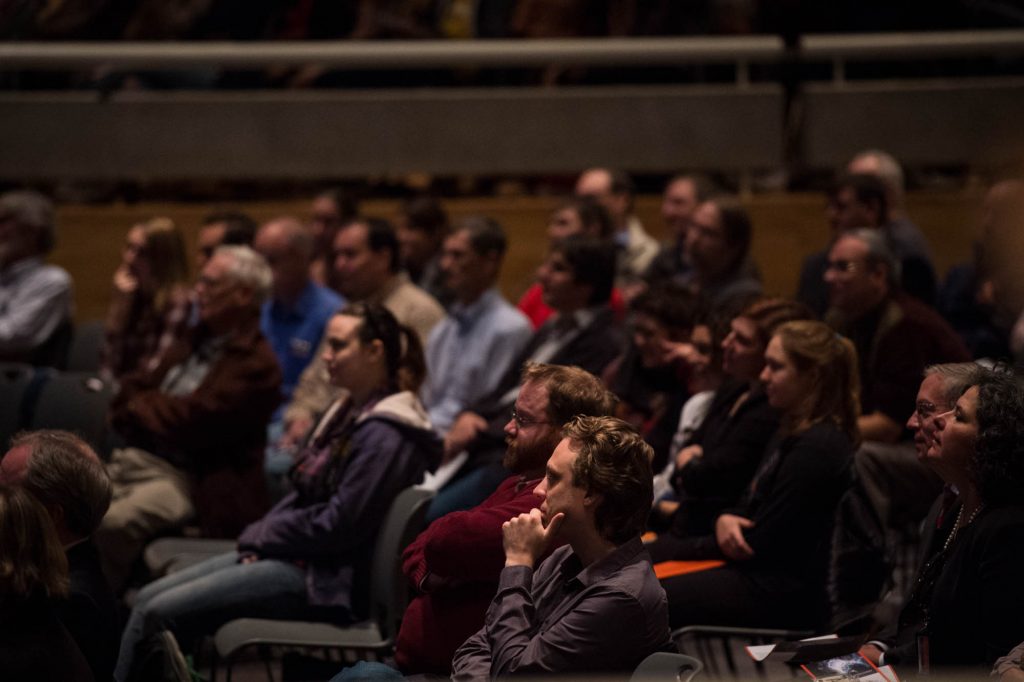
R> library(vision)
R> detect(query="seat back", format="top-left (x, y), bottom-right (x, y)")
top-left (66, 319), bottom-right (105, 373)
top-left (0, 363), bottom-right (34, 447)
top-left (674, 626), bottom-right (811, 679)
top-left (29, 371), bottom-right (114, 457)
top-left (30, 317), bottom-right (73, 370)
top-left (368, 486), bottom-right (434, 642)
top-left (631, 652), bottom-right (704, 682)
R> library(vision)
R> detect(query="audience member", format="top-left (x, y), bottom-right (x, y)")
top-left (394, 363), bottom-right (614, 674)
top-left (603, 282), bottom-right (698, 470)
top-left (421, 216), bottom-right (531, 433)
top-left (451, 415), bottom-right (672, 678)
top-left (279, 216), bottom-right (444, 451)
top-left (938, 178), bottom-right (1024, 359)
top-left (680, 195), bottom-right (762, 311)
top-left (824, 229), bottom-right (969, 543)
top-left (648, 297), bottom-right (810, 544)
top-left (835, 363), bottom-right (983, 638)
top-left (396, 194), bottom-right (451, 305)
top-left (995, 641), bottom-right (1024, 681)
top-left (309, 187), bottom-right (359, 287)
top-left (254, 217), bottom-right (343, 408)
top-left (0, 484), bottom-right (94, 682)
top-left (0, 190), bottom-right (72, 367)
top-left (435, 234), bottom-right (622, 518)
top-left (576, 167), bottom-right (660, 285)
top-left (102, 216), bottom-right (191, 381)
top-left (848, 149), bottom-right (932, 266)
top-left (0, 430), bottom-right (118, 682)
top-left (797, 172), bottom-right (937, 314)
top-left (651, 306), bottom-right (732, 519)
top-left (255, 217), bottom-right (344, 493)
top-left (96, 246), bottom-right (282, 591)
top-left (196, 210), bottom-right (258, 271)
top-left (115, 303), bottom-right (441, 681)
top-left (657, 320), bottom-right (859, 630)
top-left (645, 173), bottom-right (715, 286)
top-left (860, 370), bottom-right (1024, 671)
top-left (516, 194), bottom-right (623, 329)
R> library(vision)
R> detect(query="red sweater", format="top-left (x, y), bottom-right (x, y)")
top-left (394, 475), bottom-right (545, 674)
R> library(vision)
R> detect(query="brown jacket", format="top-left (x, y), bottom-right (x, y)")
top-left (110, 318), bottom-right (281, 537)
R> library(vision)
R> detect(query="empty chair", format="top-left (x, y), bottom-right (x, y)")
top-left (28, 371), bottom-right (113, 457)
top-left (631, 652), bottom-right (704, 682)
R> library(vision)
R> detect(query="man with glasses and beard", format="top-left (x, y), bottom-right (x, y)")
top-left (391, 363), bottom-right (614, 676)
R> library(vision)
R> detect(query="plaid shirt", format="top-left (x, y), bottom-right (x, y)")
top-left (102, 286), bottom-right (191, 379)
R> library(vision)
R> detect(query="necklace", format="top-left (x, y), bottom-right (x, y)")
top-left (942, 502), bottom-right (986, 553)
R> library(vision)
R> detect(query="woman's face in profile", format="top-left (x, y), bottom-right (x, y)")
top-left (929, 385), bottom-right (980, 473)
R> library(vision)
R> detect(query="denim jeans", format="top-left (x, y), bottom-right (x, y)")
top-left (331, 660), bottom-right (406, 681)
top-left (115, 552), bottom-right (309, 682)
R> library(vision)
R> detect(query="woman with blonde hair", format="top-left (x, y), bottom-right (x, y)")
top-left (102, 216), bottom-right (191, 379)
top-left (658, 319), bottom-right (860, 631)
top-left (0, 484), bottom-right (93, 680)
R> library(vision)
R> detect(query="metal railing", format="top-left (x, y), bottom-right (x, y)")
top-left (1, 30), bottom-right (1022, 75)
top-left (1, 31), bottom-right (1022, 180)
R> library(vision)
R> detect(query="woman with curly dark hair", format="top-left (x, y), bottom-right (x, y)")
top-left (864, 369), bottom-right (1024, 671)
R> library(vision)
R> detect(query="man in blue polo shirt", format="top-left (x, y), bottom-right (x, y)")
top-left (255, 217), bottom-right (343, 484)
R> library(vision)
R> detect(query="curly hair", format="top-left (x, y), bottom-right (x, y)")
top-left (562, 415), bottom-right (653, 544)
top-left (972, 371), bottom-right (1024, 506)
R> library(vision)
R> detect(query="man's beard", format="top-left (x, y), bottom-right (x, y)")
top-left (503, 432), bottom-right (559, 474)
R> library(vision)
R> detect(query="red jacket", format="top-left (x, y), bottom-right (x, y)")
top-left (395, 475), bottom-right (549, 674)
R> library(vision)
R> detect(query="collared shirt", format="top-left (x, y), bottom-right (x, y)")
top-left (452, 536), bottom-right (671, 679)
top-left (159, 335), bottom-right (227, 398)
top-left (529, 306), bottom-right (598, 366)
top-left (422, 288), bottom-right (531, 432)
top-left (0, 256), bottom-right (72, 356)
top-left (260, 281), bottom-right (343, 403)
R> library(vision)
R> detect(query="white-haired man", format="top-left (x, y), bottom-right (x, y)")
top-left (96, 246), bottom-right (282, 591)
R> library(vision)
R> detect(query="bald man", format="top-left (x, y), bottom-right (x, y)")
top-left (254, 217), bottom-right (344, 407)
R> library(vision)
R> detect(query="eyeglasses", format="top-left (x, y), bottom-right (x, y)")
top-left (825, 259), bottom-right (864, 274)
top-left (915, 400), bottom-right (939, 421)
top-left (511, 407), bottom-right (550, 429)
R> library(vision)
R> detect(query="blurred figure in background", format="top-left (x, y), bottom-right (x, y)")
top-left (102, 216), bottom-right (191, 381)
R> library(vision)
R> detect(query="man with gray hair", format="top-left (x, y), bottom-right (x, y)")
top-left (0, 189), bottom-right (73, 366)
top-left (824, 230), bottom-right (970, 620)
top-left (0, 430), bottom-right (118, 681)
top-left (825, 228), bottom-right (968, 445)
top-left (96, 245), bottom-right (282, 591)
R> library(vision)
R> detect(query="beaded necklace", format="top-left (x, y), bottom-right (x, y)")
top-left (941, 501), bottom-right (986, 553)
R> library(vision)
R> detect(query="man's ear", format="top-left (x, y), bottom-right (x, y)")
top-left (583, 490), bottom-right (603, 509)
top-left (233, 284), bottom-right (256, 309)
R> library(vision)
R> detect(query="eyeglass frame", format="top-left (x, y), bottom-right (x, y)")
top-left (510, 406), bottom-right (551, 429)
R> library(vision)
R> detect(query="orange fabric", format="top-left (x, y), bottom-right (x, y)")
top-left (653, 560), bottom-right (725, 580)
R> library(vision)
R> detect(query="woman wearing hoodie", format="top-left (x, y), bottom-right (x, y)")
top-left (115, 302), bottom-right (441, 681)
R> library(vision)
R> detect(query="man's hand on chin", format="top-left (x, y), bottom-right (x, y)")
top-left (502, 508), bottom-right (564, 569)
